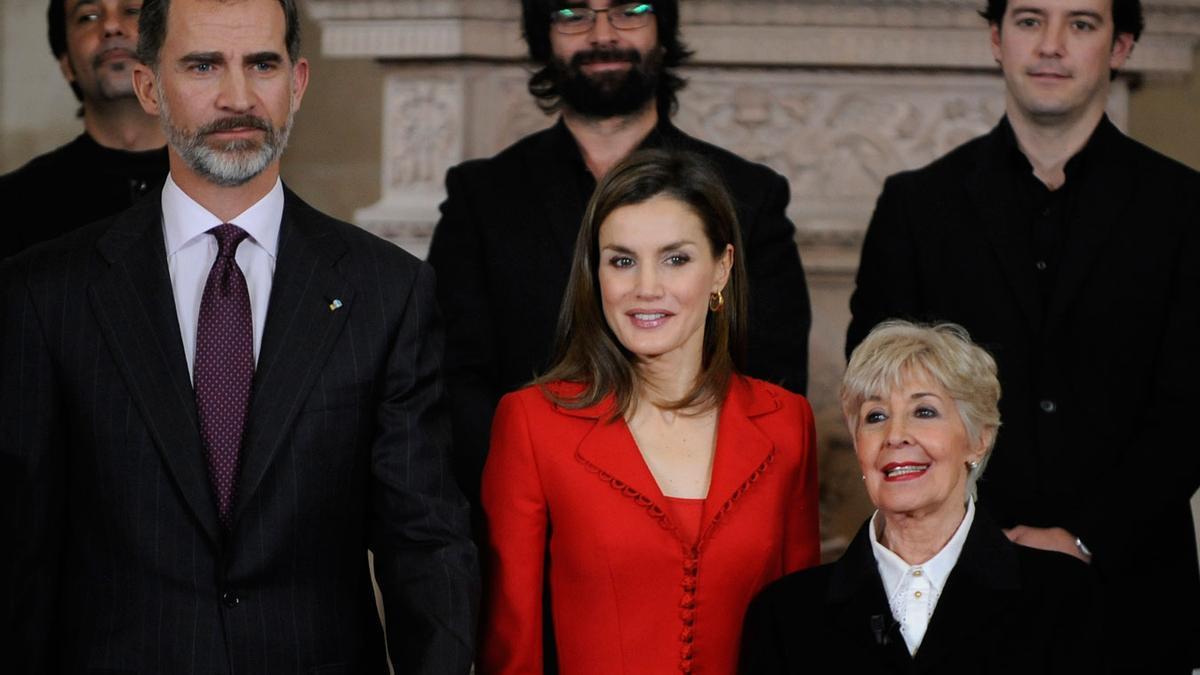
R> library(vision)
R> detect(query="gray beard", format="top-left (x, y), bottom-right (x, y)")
top-left (158, 85), bottom-right (294, 187)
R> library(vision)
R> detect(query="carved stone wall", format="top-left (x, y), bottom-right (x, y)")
top-left (308, 0), bottom-right (1200, 556)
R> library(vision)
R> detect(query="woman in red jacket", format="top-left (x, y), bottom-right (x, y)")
top-left (480, 149), bottom-right (820, 674)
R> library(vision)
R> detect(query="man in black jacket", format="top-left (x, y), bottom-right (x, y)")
top-left (0, 0), bottom-right (168, 260)
top-left (429, 0), bottom-right (811, 508)
top-left (847, 1), bottom-right (1199, 671)
top-left (1, 0), bottom-right (477, 671)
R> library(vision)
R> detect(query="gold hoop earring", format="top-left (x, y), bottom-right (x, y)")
top-left (708, 290), bottom-right (725, 312)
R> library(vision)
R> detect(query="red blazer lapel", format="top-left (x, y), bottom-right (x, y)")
top-left (701, 376), bottom-right (781, 543)
top-left (563, 377), bottom-right (784, 546)
top-left (560, 390), bottom-right (668, 514)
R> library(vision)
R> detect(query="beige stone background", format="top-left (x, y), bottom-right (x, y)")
top-left (3, 0), bottom-right (1198, 561)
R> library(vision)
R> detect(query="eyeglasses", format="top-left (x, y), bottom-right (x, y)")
top-left (550, 3), bottom-right (655, 35)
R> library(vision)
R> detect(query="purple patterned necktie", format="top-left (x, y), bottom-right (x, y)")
top-left (194, 223), bottom-right (254, 529)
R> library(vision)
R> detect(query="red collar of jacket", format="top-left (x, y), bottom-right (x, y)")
top-left (541, 374), bottom-right (785, 549)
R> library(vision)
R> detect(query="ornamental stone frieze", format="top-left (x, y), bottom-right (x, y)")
top-left (307, 0), bottom-right (1200, 555)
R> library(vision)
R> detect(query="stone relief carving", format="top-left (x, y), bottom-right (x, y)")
top-left (674, 71), bottom-right (1005, 247)
top-left (353, 74), bottom-right (466, 259)
top-left (671, 73), bottom-right (1006, 266)
top-left (487, 72), bottom-right (555, 156)
top-left (383, 76), bottom-right (462, 192)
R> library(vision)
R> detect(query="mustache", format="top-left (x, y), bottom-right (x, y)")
top-left (570, 48), bottom-right (642, 68)
top-left (199, 115), bottom-right (273, 136)
top-left (92, 42), bottom-right (138, 69)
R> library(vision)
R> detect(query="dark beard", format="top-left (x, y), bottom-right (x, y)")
top-left (550, 46), bottom-right (663, 118)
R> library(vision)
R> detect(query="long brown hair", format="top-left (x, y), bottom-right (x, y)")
top-left (538, 148), bottom-right (748, 420)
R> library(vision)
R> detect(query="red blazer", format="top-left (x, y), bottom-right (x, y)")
top-left (480, 375), bottom-right (820, 674)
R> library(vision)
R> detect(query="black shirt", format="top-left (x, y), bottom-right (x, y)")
top-left (0, 133), bottom-right (168, 260)
top-left (558, 118), bottom-right (691, 201)
top-left (1000, 118), bottom-right (1103, 310)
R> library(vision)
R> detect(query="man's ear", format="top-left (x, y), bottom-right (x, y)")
top-left (289, 57), bottom-right (311, 113)
top-left (57, 52), bottom-right (77, 84)
top-left (132, 63), bottom-right (161, 116)
top-left (989, 23), bottom-right (1003, 65)
top-left (1110, 31), bottom-right (1135, 71)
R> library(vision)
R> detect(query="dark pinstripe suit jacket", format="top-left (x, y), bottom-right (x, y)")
top-left (0, 188), bottom-right (479, 674)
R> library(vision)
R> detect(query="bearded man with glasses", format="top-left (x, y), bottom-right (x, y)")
top-left (428, 0), bottom-right (812, 531)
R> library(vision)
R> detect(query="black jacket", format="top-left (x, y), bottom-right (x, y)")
top-left (741, 510), bottom-right (1102, 674)
top-left (429, 118), bottom-right (811, 507)
top-left (0, 133), bottom-right (167, 260)
top-left (847, 117), bottom-right (1200, 670)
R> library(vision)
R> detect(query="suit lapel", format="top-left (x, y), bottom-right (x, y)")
top-left (830, 523), bottom-right (914, 672)
top-left (89, 196), bottom-right (223, 545)
top-left (910, 511), bottom-right (1020, 671)
top-left (230, 190), bottom-right (353, 526)
top-left (1045, 118), bottom-right (1127, 332)
top-left (699, 376), bottom-right (778, 541)
top-left (965, 122), bottom-right (1041, 331)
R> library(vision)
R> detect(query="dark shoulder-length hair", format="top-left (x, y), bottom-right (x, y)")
top-left (538, 148), bottom-right (748, 420)
top-left (521, 0), bottom-right (693, 116)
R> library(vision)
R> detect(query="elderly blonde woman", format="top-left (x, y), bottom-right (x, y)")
top-left (740, 321), bottom-right (1101, 675)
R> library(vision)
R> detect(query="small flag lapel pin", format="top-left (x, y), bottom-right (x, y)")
top-left (329, 298), bottom-right (344, 311)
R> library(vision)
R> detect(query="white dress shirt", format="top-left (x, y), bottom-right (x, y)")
top-left (161, 175), bottom-right (282, 379)
top-left (869, 498), bottom-right (975, 655)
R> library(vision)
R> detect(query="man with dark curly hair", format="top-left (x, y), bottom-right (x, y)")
top-left (0, 0), bottom-right (166, 260)
top-left (429, 1), bottom-right (812, 520)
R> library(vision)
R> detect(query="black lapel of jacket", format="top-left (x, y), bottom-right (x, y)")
top-left (911, 509), bottom-right (1020, 672)
top-left (829, 521), bottom-right (915, 673)
top-left (965, 121), bottom-right (1042, 331)
top-left (534, 119), bottom-right (590, 264)
top-left (1045, 117), bottom-right (1128, 332)
top-left (231, 189), bottom-right (354, 526)
top-left (88, 195), bottom-right (223, 545)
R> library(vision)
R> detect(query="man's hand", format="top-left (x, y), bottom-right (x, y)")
top-left (1003, 525), bottom-right (1092, 563)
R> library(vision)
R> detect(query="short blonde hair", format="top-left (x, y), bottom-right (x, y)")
top-left (841, 320), bottom-right (1001, 497)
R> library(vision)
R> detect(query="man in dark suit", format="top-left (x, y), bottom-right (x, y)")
top-left (0, 0), bottom-right (478, 672)
top-left (847, 0), bottom-right (1200, 671)
top-left (0, 0), bottom-right (168, 260)
top-left (429, 0), bottom-right (811, 508)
